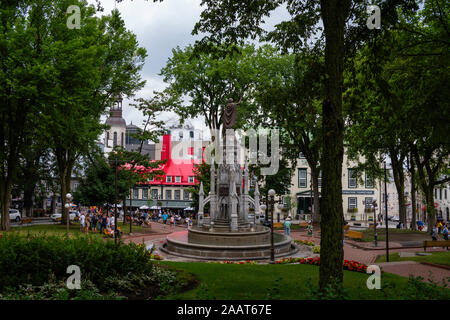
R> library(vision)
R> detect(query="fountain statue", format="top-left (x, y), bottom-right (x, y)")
top-left (162, 98), bottom-right (297, 260)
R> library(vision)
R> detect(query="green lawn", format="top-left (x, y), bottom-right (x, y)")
top-left (3, 222), bottom-right (151, 239)
top-left (158, 262), bottom-right (449, 300)
top-left (375, 251), bottom-right (450, 266)
top-left (360, 229), bottom-right (426, 242)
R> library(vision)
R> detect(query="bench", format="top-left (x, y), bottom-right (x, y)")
top-left (345, 230), bottom-right (363, 240)
top-left (299, 222), bottom-right (309, 227)
top-left (273, 222), bottom-right (283, 228)
top-left (423, 240), bottom-right (450, 251)
top-left (20, 218), bottom-right (32, 225)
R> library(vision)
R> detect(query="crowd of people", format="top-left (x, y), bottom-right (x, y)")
top-left (75, 208), bottom-right (195, 235)
top-left (430, 220), bottom-right (449, 241)
top-left (78, 210), bottom-right (121, 238)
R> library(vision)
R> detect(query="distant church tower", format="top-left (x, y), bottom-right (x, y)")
top-left (104, 95), bottom-right (126, 156)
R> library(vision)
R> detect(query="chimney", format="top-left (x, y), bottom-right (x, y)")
top-left (161, 134), bottom-right (172, 161)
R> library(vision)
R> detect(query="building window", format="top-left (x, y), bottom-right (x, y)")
top-left (165, 190), bottom-right (172, 200)
top-left (445, 189), bottom-right (447, 200)
top-left (183, 190), bottom-right (190, 200)
top-left (179, 131), bottom-right (183, 139)
top-left (435, 189), bottom-right (438, 199)
top-left (148, 177), bottom-right (154, 182)
top-left (106, 132), bottom-right (110, 146)
top-left (175, 176), bottom-right (181, 183)
top-left (365, 172), bottom-right (374, 188)
top-left (166, 176), bottom-right (172, 183)
top-left (348, 197), bottom-right (357, 209)
top-left (298, 169), bottom-right (307, 188)
top-left (188, 176), bottom-right (195, 183)
top-left (73, 182), bottom-right (79, 191)
top-left (151, 189), bottom-right (158, 199)
top-left (364, 197), bottom-right (373, 208)
top-left (348, 169), bottom-right (357, 188)
top-left (133, 188), bottom-right (139, 199)
top-left (174, 190), bottom-right (181, 200)
top-left (142, 188), bottom-right (148, 199)
top-left (113, 132), bottom-right (117, 146)
top-left (190, 131), bottom-right (194, 138)
top-left (439, 188), bottom-right (442, 200)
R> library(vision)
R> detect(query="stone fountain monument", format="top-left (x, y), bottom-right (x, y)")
top-left (162, 99), bottom-right (296, 260)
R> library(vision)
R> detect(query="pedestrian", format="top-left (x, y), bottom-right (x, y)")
top-left (79, 212), bottom-right (86, 233)
top-left (431, 224), bottom-right (439, 241)
top-left (91, 213), bottom-right (98, 232)
top-left (85, 212), bottom-right (90, 233)
top-left (163, 212), bottom-right (168, 225)
top-left (437, 220), bottom-right (443, 233)
top-left (100, 213), bottom-right (107, 234)
top-left (284, 216), bottom-right (291, 236)
top-left (442, 224), bottom-right (449, 240)
top-left (307, 220), bottom-right (313, 237)
top-left (110, 214), bottom-right (115, 229)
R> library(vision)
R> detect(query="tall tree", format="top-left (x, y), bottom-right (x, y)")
top-left (0, 1), bottom-right (44, 230)
top-left (159, 43), bottom-right (259, 131)
top-left (37, 4), bottom-right (147, 225)
top-left (250, 46), bottom-right (324, 222)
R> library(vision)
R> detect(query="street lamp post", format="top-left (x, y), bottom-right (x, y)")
top-left (114, 154), bottom-right (118, 244)
top-left (268, 189), bottom-right (276, 264)
top-left (373, 199), bottom-right (378, 247)
top-left (65, 193), bottom-right (72, 237)
top-left (384, 161), bottom-right (390, 262)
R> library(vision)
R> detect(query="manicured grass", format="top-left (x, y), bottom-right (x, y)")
top-left (3, 222), bottom-right (151, 239)
top-left (375, 251), bottom-right (450, 266)
top-left (157, 261), bottom-right (448, 300)
top-left (360, 229), bottom-right (426, 242)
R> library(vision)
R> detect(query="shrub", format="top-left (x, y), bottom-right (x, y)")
top-left (0, 234), bottom-right (174, 297)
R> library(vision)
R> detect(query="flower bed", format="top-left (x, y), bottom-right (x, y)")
top-left (209, 258), bottom-right (367, 273)
top-left (274, 257), bottom-right (368, 273)
top-left (211, 260), bottom-right (258, 265)
top-left (294, 239), bottom-right (315, 246)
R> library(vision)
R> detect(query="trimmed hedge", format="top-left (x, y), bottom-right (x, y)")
top-left (0, 234), bottom-right (154, 291)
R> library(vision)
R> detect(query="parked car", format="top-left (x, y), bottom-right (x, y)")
top-left (0, 209), bottom-right (22, 222)
top-left (50, 210), bottom-right (78, 222)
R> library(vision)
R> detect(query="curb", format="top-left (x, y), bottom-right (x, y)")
top-left (420, 262), bottom-right (450, 271)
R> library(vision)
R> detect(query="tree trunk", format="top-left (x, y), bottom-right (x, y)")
top-left (311, 167), bottom-right (321, 223)
top-left (23, 184), bottom-right (35, 218)
top-left (319, 0), bottom-right (350, 292)
top-left (408, 155), bottom-right (416, 229)
top-left (60, 173), bottom-right (68, 225)
top-left (0, 180), bottom-right (12, 231)
top-left (425, 187), bottom-right (436, 231)
top-left (390, 150), bottom-right (406, 228)
top-left (122, 195), bottom-right (127, 225)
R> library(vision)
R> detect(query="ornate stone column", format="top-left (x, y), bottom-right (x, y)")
top-left (209, 162), bottom-right (217, 221)
top-left (198, 182), bottom-right (204, 226)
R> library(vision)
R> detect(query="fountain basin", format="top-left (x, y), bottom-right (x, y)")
top-left (161, 227), bottom-right (297, 260)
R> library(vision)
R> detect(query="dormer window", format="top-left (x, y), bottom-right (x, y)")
top-left (175, 176), bottom-right (181, 183)
top-left (166, 176), bottom-right (172, 183)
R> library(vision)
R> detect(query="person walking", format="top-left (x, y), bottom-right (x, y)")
top-left (284, 216), bottom-right (291, 236)
top-left (163, 212), bottom-right (168, 225)
top-left (91, 213), bottom-right (98, 232)
top-left (442, 224), bottom-right (449, 240)
top-left (431, 224), bottom-right (439, 241)
top-left (79, 212), bottom-right (86, 233)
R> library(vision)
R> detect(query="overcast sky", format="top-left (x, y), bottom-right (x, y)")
top-left (90, 0), bottom-right (289, 139)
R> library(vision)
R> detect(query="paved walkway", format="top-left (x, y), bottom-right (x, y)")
top-left (121, 224), bottom-right (450, 285)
